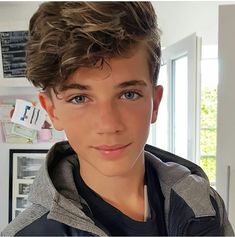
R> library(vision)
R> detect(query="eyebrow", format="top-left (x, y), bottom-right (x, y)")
top-left (60, 83), bottom-right (91, 91)
top-left (115, 80), bottom-right (147, 89)
top-left (60, 80), bottom-right (147, 92)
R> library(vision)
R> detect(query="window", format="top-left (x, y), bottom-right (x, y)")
top-left (173, 56), bottom-right (188, 158)
top-left (148, 34), bottom-right (201, 163)
top-left (148, 43), bottom-right (218, 187)
top-left (199, 45), bottom-right (218, 186)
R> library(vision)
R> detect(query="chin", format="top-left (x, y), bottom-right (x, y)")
top-left (96, 163), bottom-right (137, 178)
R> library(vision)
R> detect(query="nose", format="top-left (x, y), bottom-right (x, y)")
top-left (95, 102), bottom-right (125, 135)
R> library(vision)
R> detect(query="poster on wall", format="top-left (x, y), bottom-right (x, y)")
top-left (9, 149), bottom-right (48, 222)
top-left (0, 29), bottom-right (28, 86)
top-left (0, 31), bottom-right (28, 79)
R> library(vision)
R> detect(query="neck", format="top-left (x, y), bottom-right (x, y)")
top-left (79, 154), bottom-right (146, 221)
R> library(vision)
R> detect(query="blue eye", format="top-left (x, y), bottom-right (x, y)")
top-left (121, 91), bottom-right (141, 100)
top-left (69, 95), bottom-right (87, 104)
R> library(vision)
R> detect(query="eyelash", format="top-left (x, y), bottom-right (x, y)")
top-left (67, 94), bottom-right (89, 104)
top-left (120, 90), bottom-right (143, 100)
top-left (67, 90), bottom-right (143, 104)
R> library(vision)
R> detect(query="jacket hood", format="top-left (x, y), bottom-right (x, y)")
top-left (145, 144), bottom-right (208, 180)
top-left (28, 141), bottom-right (107, 236)
top-left (28, 141), bottom-right (215, 233)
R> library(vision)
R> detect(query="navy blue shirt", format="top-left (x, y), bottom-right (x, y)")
top-left (74, 158), bottom-right (167, 236)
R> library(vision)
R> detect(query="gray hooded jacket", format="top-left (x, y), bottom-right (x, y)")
top-left (2, 142), bottom-right (234, 236)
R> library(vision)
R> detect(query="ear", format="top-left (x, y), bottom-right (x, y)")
top-left (38, 92), bottom-right (64, 131)
top-left (151, 85), bottom-right (163, 124)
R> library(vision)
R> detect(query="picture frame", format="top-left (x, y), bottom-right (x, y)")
top-left (9, 149), bottom-right (48, 222)
top-left (0, 22), bottom-right (31, 87)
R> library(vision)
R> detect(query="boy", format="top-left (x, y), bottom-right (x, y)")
top-left (2, 2), bottom-right (234, 236)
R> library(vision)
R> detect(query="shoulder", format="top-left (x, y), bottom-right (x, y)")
top-left (1, 204), bottom-right (48, 236)
top-left (144, 146), bottom-right (234, 235)
top-left (1, 204), bottom-right (92, 236)
top-left (2, 203), bottom-right (96, 236)
top-left (15, 212), bottom-right (68, 236)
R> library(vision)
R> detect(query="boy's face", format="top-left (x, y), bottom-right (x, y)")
top-left (39, 46), bottom-right (163, 177)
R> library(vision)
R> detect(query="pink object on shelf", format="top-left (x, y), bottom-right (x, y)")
top-left (37, 129), bottom-right (52, 142)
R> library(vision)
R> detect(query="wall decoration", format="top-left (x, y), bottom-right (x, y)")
top-left (9, 149), bottom-right (48, 222)
top-left (0, 31), bottom-right (28, 79)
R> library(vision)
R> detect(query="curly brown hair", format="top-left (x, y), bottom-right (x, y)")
top-left (26, 2), bottom-right (161, 92)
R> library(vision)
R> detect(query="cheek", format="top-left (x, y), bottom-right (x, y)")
top-left (55, 107), bottom-right (91, 140)
top-left (56, 104), bottom-right (90, 124)
top-left (124, 100), bottom-right (153, 133)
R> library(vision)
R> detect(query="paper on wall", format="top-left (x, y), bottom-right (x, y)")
top-left (1, 122), bottom-right (33, 143)
top-left (11, 99), bottom-right (46, 131)
top-left (11, 123), bottom-right (37, 140)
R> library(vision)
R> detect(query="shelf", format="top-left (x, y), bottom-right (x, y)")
top-left (0, 78), bottom-right (32, 87)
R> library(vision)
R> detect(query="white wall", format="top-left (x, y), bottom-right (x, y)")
top-left (153, 1), bottom-right (235, 47)
top-left (217, 4), bottom-right (235, 230)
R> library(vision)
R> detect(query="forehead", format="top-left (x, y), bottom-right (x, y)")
top-left (61, 45), bottom-right (151, 89)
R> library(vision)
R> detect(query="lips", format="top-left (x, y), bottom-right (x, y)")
top-left (94, 144), bottom-right (130, 151)
top-left (92, 143), bottom-right (131, 157)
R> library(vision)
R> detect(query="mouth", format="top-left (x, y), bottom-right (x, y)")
top-left (92, 143), bottom-right (131, 157)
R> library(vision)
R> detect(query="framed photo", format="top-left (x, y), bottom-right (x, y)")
top-left (9, 149), bottom-right (48, 222)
